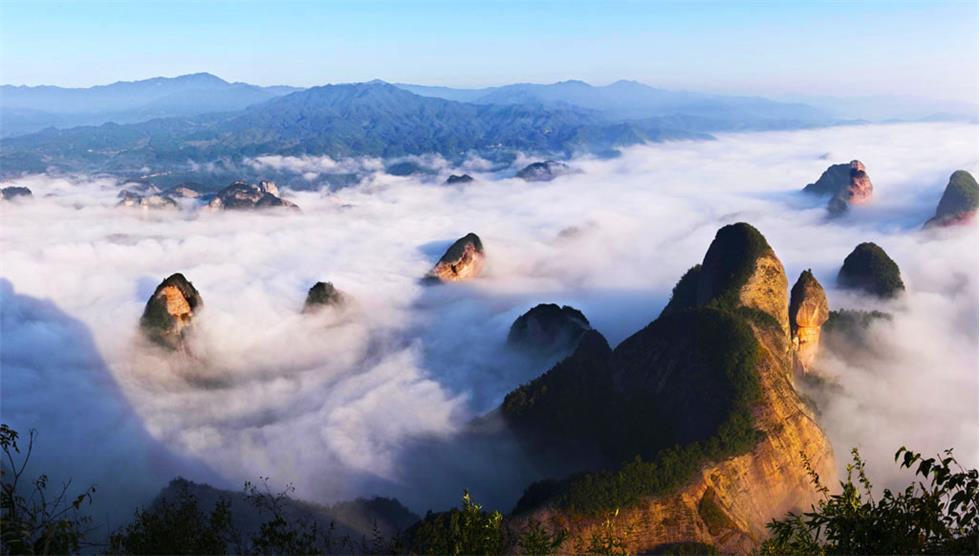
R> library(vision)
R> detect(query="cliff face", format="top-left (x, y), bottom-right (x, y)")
top-left (804, 160), bottom-right (873, 215)
top-left (208, 180), bottom-right (299, 210)
top-left (789, 270), bottom-right (830, 373)
top-left (507, 223), bottom-right (835, 554)
top-left (425, 233), bottom-right (485, 282)
top-left (139, 273), bottom-right (203, 350)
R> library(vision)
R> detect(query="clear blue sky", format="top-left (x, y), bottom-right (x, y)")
top-left (1, 0), bottom-right (977, 102)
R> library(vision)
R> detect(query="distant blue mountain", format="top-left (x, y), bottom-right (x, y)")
top-left (395, 79), bottom-right (832, 129)
top-left (0, 73), bottom-right (301, 137)
top-left (0, 80), bottom-right (710, 181)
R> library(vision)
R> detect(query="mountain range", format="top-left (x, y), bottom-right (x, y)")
top-left (0, 73), bottom-right (300, 137)
top-left (0, 73), bottom-right (974, 185)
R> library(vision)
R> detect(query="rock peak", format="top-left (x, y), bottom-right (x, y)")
top-left (208, 180), bottom-right (299, 211)
top-left (696, 222), bottom-right (789, 334)
top-left (925, 170), bottom-right (978, 228)
top-left (303, 281), bottom-right (344, 312)
top-left (789, 270), bottom-right (829, 373)
top-left (803, 159), bottom-right (873, 215)
top-left (425, 233), bottom-right (485, 283)
top-left (837, 242), bottom-right (905, 298)
top-left (140, 273), bottom-right (203, 350)
top-left (508, 303), bottom-right (591, 355)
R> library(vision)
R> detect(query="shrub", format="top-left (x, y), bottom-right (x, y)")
top-left (760, 447), bottom-right (978, 555)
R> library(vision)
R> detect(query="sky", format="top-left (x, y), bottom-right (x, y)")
top-left (0, 0), bottom-right (977, 103)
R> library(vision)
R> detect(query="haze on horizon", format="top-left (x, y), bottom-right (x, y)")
top-left (0, 0), bottom-right (978, 105)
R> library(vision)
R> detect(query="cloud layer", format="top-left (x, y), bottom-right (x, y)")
top-left (1, 122), bottom-right (977, 522)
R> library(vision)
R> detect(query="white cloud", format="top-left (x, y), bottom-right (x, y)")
top-left (1, 122), bottom-right (977, 521)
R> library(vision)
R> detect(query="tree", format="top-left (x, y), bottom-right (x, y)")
top-left (1, 424), bottom-right (96, 556)
top-left (760, 447), bottom-right (978, 555)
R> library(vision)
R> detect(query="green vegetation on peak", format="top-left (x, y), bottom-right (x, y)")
top-left (660, 264), bottom-right (702, 315)
top-left (695, 222), bottom-right (776, 310)
top-left (506, 305), bottom-right (763, 516)
top-left (926, 169), bottom-right (978, 227)
top-left (507, 303), bottom-right (591, 354)
top-left (837, 242), bottom-right (905, 298)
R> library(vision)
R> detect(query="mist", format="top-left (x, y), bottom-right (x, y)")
top-left (1, 122), bottom-right (976, 524)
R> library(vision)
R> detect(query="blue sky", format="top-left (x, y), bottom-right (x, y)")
top-left (1, 0), bottom-right (977, 102)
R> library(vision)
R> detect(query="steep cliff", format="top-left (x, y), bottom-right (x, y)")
top-left (139, 273), bottom-right (203, 350)
top-left (503, 223), bottom-right (835, 554)
top-left (789, 270), bottom-right (830, 374)
top-left (425, 233), bottom-right (485, 283)
top-left (803, 160), bottom-right (873, 215)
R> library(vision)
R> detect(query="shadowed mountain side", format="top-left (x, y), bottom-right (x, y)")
top-left (0, 279), bottom-right (220, 527)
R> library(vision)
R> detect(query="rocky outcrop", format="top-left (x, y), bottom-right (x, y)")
top-left (303, 281), bottom-right (345, 312)
top-left (161, 185), bottom-right (202, 199)
top-left (208, 180), bottom-right (299, 211)
top-left (503, 222), bottom-right (835, 554)
top-left (1, 186), bottom-right (32, 201)
top-left (803, 160), bottom-right (873, 215)
top-left (424, 233), bottom-right (485, 283)
top-left (516, 160), bottom-right (573, 182)
top-left (837, 242), bottom-right (905, 298)
top-left (117, 191), bottom-right (179, 210)
top-left (924, 170), bottom-right (978, 227)
top-left (445, 174), bottom-right (474, 185)
top-left (694, 222), bottom-right (790, 335)
top-left (140, 273), bottom-right (203, 350)
top-left (507, 304), bottom-right (591, 355)
top-left (789, 270), bottom-right (829, 373)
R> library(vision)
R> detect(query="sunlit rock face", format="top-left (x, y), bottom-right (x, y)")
top-left (139, 273), bottom-right (203, 350)
top-left (837, 242), bottom-right (905, 299)
top-left (789, 270), bottom-right (829, 373)
top-left (507, 222), bottom-right (835, 554)
top-left (1, 186), bottom-right (32, 201)
top-left (424, 233), bottom-right (485, 283)
top-left (208, 180), bottom-right (299, 210)
top-left (696, 222), bottom-right (790, 336)
top-left (303, 281), bottom-right (345, 313)
top-left (507, 304), bottom-right (591, 355)
top-left (925, 170), bottom-right (979, 228)
top-left (804, 159), bottom-right (873, 215)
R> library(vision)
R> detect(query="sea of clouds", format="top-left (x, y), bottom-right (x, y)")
top-left (1, 122), bottom-right (977, 526)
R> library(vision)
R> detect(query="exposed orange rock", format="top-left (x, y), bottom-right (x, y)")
top-left (512, 224), bottom-right (835, 555)
top-left (140, 273), bottom-right (203, 350)
top-left (828, 160), bottom-right (873, 215)
top-left (425, 233), bottom-right (485, 283)
top-left (789, 270), bottom-right (830, 373)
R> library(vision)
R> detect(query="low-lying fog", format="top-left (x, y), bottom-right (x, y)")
top-left (1, 122), bottom-right (977, 526)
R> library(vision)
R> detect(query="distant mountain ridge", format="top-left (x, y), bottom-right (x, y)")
top-left (4, 73), bottom-right (966, 186)
top-left (395, 79), bottom-right (832, 127)
top-left (0, 80), bottom-right (712, 180)
top-left (0, 73), bottom-right (301, 137)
